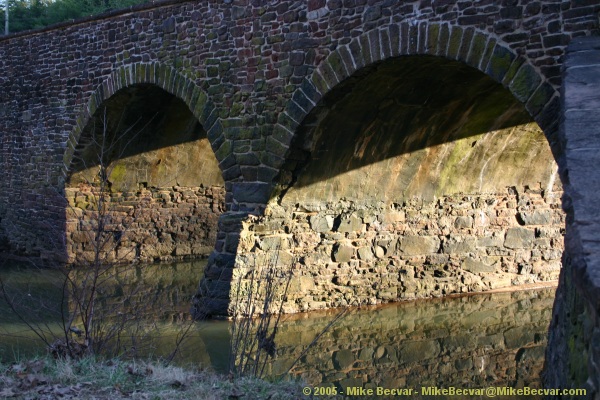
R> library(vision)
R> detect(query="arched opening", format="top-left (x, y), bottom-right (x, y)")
top-left (258, 55), bottom-right (564, 312)
top-left (281, 56), bottom-right (558, 202)
top-left (65, 84), bottom-right (225, 264)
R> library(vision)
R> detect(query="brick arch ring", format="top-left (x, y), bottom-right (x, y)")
top-left (272, 22), bottom-right (562, 173)
top-left (61, 62), bottom-right (223, 178)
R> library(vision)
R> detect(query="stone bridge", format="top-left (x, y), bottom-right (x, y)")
top-left (0, 0), bottom-right (599, 392)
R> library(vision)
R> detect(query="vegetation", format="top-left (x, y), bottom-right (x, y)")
top-left (0, 108), bottom-right (193, 362)
top-left (0, 356), bottom-right (305, 399)
top-left (0, 0), bottom-right (150, 34)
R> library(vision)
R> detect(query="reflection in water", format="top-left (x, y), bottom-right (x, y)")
top-left (269, 287), bottom-right (554, 393)
top-left (0, 260), bottom-right (554, 392)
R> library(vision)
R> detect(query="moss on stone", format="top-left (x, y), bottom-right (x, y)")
top-left (486, 45), bottom-right (515, 83)
top-left (447, 27), bottom-right (463, 59)
top-left (509, 64), bottom-right (542, 103)
top-left (108, 162), bottom-right (128, 192)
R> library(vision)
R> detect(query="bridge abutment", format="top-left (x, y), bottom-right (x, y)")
top-left (545, 36), bottom-right (600, 396)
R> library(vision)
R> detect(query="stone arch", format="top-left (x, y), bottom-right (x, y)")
top-left (62, 62), bottom-right (223, 177)
top-left (237, 21), bottom-right (566, 314)
top-left (61, 62), bottom-right (227, 264)
top-left (273, 22), bottom-right (561, 174)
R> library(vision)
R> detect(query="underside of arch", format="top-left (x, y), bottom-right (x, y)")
top-left (63, 67), bottom-right (226, 264)
top-left (63, 63), bottom-right (222, 177)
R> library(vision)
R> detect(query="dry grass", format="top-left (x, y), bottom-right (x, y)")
top-left (0, 356), bottom-right (305, 399)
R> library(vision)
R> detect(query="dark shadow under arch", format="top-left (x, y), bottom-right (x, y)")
top-left (271, 24), bottom-right (561, 199)
top-left (276, 55), bottom-right (558, 203)
top-left (67, 84), bottom-right (223, 190)
top-left (63, 63), bottom-right (223, 180)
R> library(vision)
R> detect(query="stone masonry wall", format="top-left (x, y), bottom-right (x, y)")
top-left (544, 37), bottom-right (600, 396)
top-left (64, 185), bottom-right (225, 264)
top-left (233, 186), bottom-right (563, 313)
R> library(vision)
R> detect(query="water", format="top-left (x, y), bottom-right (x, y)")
top-left (0, 259), bottom-right (555, 391)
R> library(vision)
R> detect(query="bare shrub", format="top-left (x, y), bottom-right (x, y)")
top-left (227, 249), bottom-right (349, 381)
top-left (0, 108), bottom-right (193, 363)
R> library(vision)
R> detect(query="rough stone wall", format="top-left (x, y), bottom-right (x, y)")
top-left (545, 37), bottom-right (600, 396)
top-left (263, 288), bottom-right (554, 389)
top-left (229, 186), bottom-right (564, 313)
top-left (64, 185), bottom-right (225, 264)
top-left (0, 0), bottom-right (598, 256)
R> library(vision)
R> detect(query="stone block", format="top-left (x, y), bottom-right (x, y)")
top-left (504, 227), bottom-right (535, 249)
top-left (333, 243), bottom-right (354, 263)
top-left (443, 237), bottom-right (477, 254)
top-left (326, 50), bottom-right (350, 82)
top-left (310, 214), bottom-right (334, 232)
top-left (359, 34), bottom-right (373, 66)
top-left (447, 26), bottom-right (463, 60)
top-left (175, 244), bottom-right (191, 256)
top-left (358, 246), bottom-right (374, 261)
top-left (518, 210), bottom-right (552, 225)
top-left (259, 235), bottom-right (289, 251)
top-left (224, 233), bottom-right (240, 253)
top-left (337, 214), bottom-right (363, 233)
top-left (399, 236), bottom-right (440, 255)
top-left (374, 246), bottom-right (386, 258)
top-left (399, 340), bottom-right (440, 364)
top-left (382, 211), bottom-right (405, 225)
top-left (462, 257), bottom-right (496, 273)
top-left (509, 63), bottom-right (542, 103)
top-left (333, 349), bottom-right (355, 370)
top-left (477, 235), bottom-right (503, 248)
top-left (376, 238), bottom-right (398, 254)
top-left (232, 182), bottom-right (271, 204)
top-left (454, 216), bottom-right (473, 229)
top-left (486, 44), bottom-right (515, 82)
top-left (271, 250), bottom-right (294, 267)
top-left (289, 276), bottom-right (315, 293)
top-left (466, 32), bottom-right (487, 68)
top-left (504, 326), bottom-right (536, 348)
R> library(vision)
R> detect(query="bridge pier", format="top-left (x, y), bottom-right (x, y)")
top-left (544, 36), bottom-right (600, 396)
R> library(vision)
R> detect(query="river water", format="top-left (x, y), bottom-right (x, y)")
top-left (0, 259), bottom-right (555, 392)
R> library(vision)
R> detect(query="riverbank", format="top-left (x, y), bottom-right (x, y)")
top-left (0, 356), bottom-right (304, 399)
